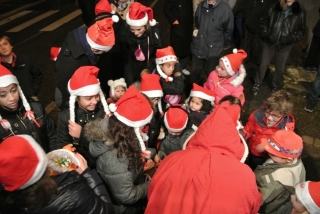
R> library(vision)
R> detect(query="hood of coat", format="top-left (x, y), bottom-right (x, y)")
top-left (85, 118), bottom-right (114, 157)
top-left (230, 64), bottom-right (246, 87)
top-left (186, 102), bottom-right (246, 161)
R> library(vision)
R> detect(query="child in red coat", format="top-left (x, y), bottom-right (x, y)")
top-left (243, 90), bottom-right (295, 169)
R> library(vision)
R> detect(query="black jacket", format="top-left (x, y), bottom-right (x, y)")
top-left (260, 1), bottom-right (306, 47)
top-left (0, 54), bottom-right (43, 98)
top-left (56, 103), bottom-right (106, 168)
top-left (0, 101), bottom-right (56, 153)
top-left (32, 169), bottom-right (113, 214)
top-left (163, 0), bottom-right (193, 57)
top-left (313, 18), bottom-right (320, 37)
top-left (54, 27), bottom-right (97, 109)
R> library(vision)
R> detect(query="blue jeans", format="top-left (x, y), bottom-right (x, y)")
top-left (310, 64), bottom-right (320, 104)
top-left (234, 18), bottom-right (243, 49)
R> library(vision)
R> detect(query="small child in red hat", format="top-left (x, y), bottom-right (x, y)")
top-left (185, 83), bottom-right (215, 129)
top-left (158, 106), bottom-right (194, 157)
top-left (254, 130), bottom-right (305, 213)
top-left (204, 49), bottom-right (247, 105)
top-left (155, 46), bottom-right (185, 107)
top-left (107, 78), bottom-right (127, 104)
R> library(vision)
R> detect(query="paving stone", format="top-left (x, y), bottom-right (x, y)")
top-left (302, 135), bottom-right (315, 145)
top-left (314, 138), bottom-right (320, 148)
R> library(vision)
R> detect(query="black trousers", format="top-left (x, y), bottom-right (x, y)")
top-left (305, 34), bottom-right (320, 68)
top-left (190, 55), bottom-right (220, 85)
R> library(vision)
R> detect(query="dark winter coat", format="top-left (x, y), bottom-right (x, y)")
top-left (86, 119), bottom-right (150, 214)
top-left (0, 54), bottom-right (43, 98)
top-left (54, 27), bottom-right (97, 109)
top-left (32, 169), bottom-right (113, 214)
top-left (157, 65), bottom-right (184, 95)
top-left (232, 0), bottom-right (245, 18)
top-left (120, 24), bottom-right (162, 85)
top-left (313, 18), bottom-right (320, 37)
top-left (0, 101), bottom-right (56, 153)
top-left (191, 0), bottom-right (233, 59)
top-left (56, 103), bottom-right (106, 168)
top-left (260, 1), bottom-right (306, 47)
top-left (244, 0), bottom-right (279, 33)
top-left (147, 109), bottom-right (162, 149)
top-left (163, 0), bottom-right (193, 57)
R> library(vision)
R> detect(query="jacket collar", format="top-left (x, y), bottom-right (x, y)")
top-left (202, 0), bottom-right (221, 9)
top-left (275, 1), bottom-right (302, 15)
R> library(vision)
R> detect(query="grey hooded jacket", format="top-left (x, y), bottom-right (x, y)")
top-left (85, 118), bottom-right (149, 214)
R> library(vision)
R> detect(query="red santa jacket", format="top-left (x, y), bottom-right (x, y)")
top-left (243, 107), bottom-right (295, 157)
top-left (145, 102), bottom-right (262, 214)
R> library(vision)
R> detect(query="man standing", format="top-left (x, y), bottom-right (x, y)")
top-left (189, 0), bottom-right (233, 90)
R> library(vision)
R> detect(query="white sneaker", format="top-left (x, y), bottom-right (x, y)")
top-left (182, 69), bottom-right (190, 75)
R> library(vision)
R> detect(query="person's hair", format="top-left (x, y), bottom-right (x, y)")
top-left (263, 90), bottom-right (293, 116)
top-left (0, 169), bottom-right (58, 212)
top-left (108, 115), bottom-right (144, 173)
top-left (188, 97), bottom-right (213, 114)
top-left (0, 35), bottom-right (11, 44)
top-left (128, 23), bottom-right (150, 31)
top-left (219, 95), bottom-right (242, 110)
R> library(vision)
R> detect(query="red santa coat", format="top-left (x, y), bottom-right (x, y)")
top-left (204, 64), bottom-right (246, 105)
top-left (146, 102), bottom-right (262, 214)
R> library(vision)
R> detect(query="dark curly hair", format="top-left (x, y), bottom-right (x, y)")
top-left (0, 169), bottom-right (57, 212)
top-left (219, 95), bottom-right (242, 109)
top-left (188, 97), bottom-right (213, 114)
top-left (108, 115), bottom-right (144, 174)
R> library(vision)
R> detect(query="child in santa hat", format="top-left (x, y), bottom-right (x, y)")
top-left (155, 46), bottom-right (184, 107)
top-left (140, 73), bottom-right (164, 149)
top-left (255, 130), bottom-right (305, 213)
top-left (54, 16), bottom-right (116, 109)
top-left (291, 181), bottom-right (320, 214)
top-left (0, 135), bottom-right (113, 213)
top-left (158, 106), bottom-right (194, 157)
top-left (121, 2), bottom-right (162, 86)
top-left (0, 64), bottom-right (56, 152)
top-left (85, 85), bottom-right (156, 214)
top-left (185, 83), bottom-right (214, 129)
top-left (243, 90), bottom-right (295, 170)
top-left (56, 66), bottom-right (110, 168)
top-left (107, 78), bottom-right (127, 104)
top-left (204, 49), bottom-right (247, 106)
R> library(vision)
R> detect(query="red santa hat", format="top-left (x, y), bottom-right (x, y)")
top-left (0, 135), bottom-right (48, 191)
top-left (86, 17), bottom-right (115, 52)
top-left (0, 65), bottom-right (40, 133)
top-left (164, 107), bottom-right (188, 133)
top-left (108, 78), bottom-right (127, 97)
top-left (94, 0), bottom-right (119, 22)
top-left (261, 130), bottom-right (303, 159)
top-left (155, 46), bottom-right (178, 82)
top-left (68, 66), bottom-right (110, 122)
top-left (50, 47), bottom-right (60, 61)
top-left (126, 2), bottom-right (156, 27)
top-left (295, 181), bottom-right (320, 213)
top-left (220, 49), bottom-right (247, 76)
top-left (140, 73), bottom-right (163, 114)
top-left (109, 85), bottom-right (153, 157)
top-left (190, 83), bottom-right (215, 105)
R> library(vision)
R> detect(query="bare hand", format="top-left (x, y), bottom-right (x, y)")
top-left (74, 152), bottom-right (88, 174)
top-left (173, 20), bottom-right (179, 25)
top-left (256, 143), bottom-right (265, 153)
top-left (68, 120), bottom-right (82, 138)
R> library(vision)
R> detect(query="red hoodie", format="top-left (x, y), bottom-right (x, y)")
top-left (146, 102), bottom-right (262, 214)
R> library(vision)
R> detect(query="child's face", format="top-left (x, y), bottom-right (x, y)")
top-left (189, 97), bottom-right (203, 112)
top-left (291, 195), bottom-right (306, 213)
top-left (216, 61), bottom-right (231, 78)
top-left (268, 153), bottom-right (292, 164)
top-left (77, 94), bottom-right (100, 111)
top-left (0, 83), bottom-right (19, 111)
top-left (168, 130), bottom-right (182, 137)
top-left (0, 38), bottom-right (13, 57)
top-left (114, 86), bottom-right (126, 99)
top-left (264, 110), bottom-right (283, 126)
top-left (160, 62), bottom-right (176, 76)
top-left (150, 97), bottom-right (160, 107)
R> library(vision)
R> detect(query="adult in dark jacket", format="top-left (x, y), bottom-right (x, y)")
top-left (55, 66), bottom-right (111, 168)
top-left (0, 135), bottom-right (113, 214)
top-left (163, 0), bottom-right (193, 73)
top-left (242, 0), bottom-right (278, 63)
top-left (54, 17), bottom-right (117, 109)
top-left (0, 65), bottom-right (56, 152)
top-left (86, 86), bottom-right (155, 214)
top-left (190, 0), bottom-right (233, 89)
top-left (0, 35), bottom-right (43, 100)
top-left (232, 0), bottom-right (245, 49)
top-left (251, 0), bottom-right (306, 95)
top-left (120, 2), bottom-right (162, 86)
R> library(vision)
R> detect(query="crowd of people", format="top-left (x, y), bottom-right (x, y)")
top-left (0, 0), bottom-right (319, 213)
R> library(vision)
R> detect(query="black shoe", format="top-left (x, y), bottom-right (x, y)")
top-left (271, 87), bottom-right (280, 93)
top-left (305, 100), bottom-right (317, 112)
top-left (304, 107), bottom-right (313, 112)
top-left (311, 67), bottom-right (318, 73)
top-left (304, 67), bottom-right (312, 72)
top-left (251, 84), bottom-right (260, 95)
